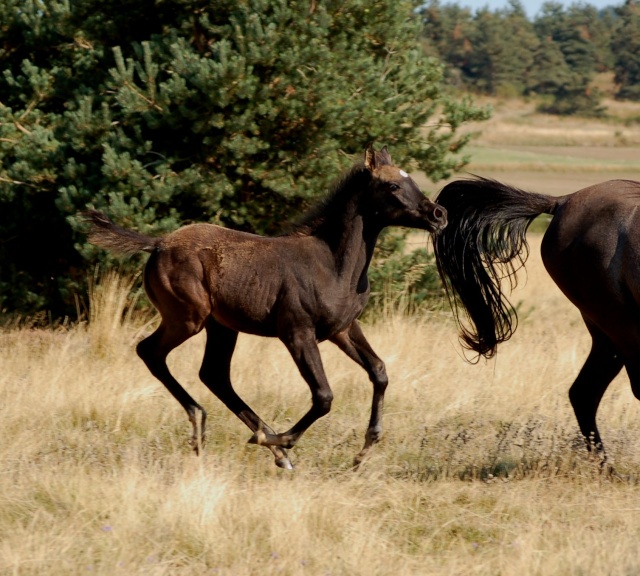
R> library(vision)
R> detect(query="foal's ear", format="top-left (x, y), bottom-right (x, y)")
top-left (364, 144), bottom-right (393, 171)
top-left (377, 146), bottom-right (393, 166)
top-left (364, 143), bottom-right (377, 171)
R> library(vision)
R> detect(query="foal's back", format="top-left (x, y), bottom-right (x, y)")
top-left (143, 223), bottom-right (362, 338)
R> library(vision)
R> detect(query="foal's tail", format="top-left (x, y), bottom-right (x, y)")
top-left (432, 176), bottom-right (560, 359)
top-left (82, 210), bottom-right (158, 256)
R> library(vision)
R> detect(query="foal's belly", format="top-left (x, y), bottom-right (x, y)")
top-left (312, 289), bottom-right (370, 341)
top-left (209, 292), bottom-right (280, 337)
top-left (211, 288), bottom-right (367, 341)
top-left (314, 307), bottom-right (364, 341)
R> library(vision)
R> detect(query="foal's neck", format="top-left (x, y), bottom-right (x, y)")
top-left (314, 190), bottom-right (382, 293)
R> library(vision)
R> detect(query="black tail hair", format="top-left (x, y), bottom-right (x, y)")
top-left (432, 177), bottom-right (559, 359)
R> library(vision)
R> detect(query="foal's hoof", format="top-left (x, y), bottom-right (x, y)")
top-left (190, 436), bottom-right (206, 455)
top-left (275, 457), bottom-right (294, 470)
top-left (352, 454), bottom-right (365, 470)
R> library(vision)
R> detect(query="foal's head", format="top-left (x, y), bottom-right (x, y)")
top-left (363, 145), bottom-right (447, 233)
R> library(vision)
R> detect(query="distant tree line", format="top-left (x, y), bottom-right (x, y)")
top-left (421, 0), bottom-right (640, 115)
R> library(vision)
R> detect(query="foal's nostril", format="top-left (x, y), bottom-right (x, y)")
top-left (433, 206), bottom-right (446, 221)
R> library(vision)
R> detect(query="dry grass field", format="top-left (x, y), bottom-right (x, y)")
top-left (4, 239), bottom-right (640, 575)
top-left (3, 99), bottom-right (640, 575)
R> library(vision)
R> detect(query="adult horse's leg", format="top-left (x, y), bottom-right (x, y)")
top-left (137, 321), bottom-right (206, 453)
top-left (569, 319), bottom-right (623, 462)
top-left (199, 319), bottom-right (293, 469)
top-left (249, 329), bottom-right (334, 450)
top-left (624, 361), bottom-right (640, 422)
top-left (330, 321), bottom-right (388, 467)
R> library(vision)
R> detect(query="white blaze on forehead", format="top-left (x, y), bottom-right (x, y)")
top-left (399, 170), bottom-right (409, 178)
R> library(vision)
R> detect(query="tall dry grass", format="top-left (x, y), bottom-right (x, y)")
top-left (3, 238), bottom-right (640, 575)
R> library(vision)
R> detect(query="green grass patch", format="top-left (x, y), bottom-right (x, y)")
top-left (465, 145), bottom-right (640, 172)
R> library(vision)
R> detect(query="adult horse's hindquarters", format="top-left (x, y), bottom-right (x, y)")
top-left (432, 176), bottom-right (640, 463)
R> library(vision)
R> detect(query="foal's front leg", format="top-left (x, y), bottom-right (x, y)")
top-left (331, 320), bottom-right (388, 467)
top-left (248, 329), bottom-right (334, 450)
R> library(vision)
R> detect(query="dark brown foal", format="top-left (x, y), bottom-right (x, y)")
top-left (84, 145), bottom-right (447, 468)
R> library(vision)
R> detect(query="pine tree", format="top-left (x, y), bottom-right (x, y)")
top-left (0, 0), bottom-right (488, 317)
top-left (466, 1), bottom-right (538, 96)
top-left (422, 0), bottom-right (538, 97)
top-left (612, 0), bottom-right (640, 100)
top-left (528, 35), bottom-right (573, 95)
top-left (420, 0), bottom-right (476, 87)
top-left (533, 2), bottom-right (603, 115)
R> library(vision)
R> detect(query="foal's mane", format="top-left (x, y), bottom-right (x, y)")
top-left (283, 162), bottom-right (370, 237)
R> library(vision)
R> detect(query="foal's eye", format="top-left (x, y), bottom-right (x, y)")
top-left (387, 183), bottom-right (400, 192)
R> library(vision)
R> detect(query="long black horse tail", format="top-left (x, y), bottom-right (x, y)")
top-left (82, 210), bottom-right (158, 256)
top-left (432, 176), bottom-right (560, 359)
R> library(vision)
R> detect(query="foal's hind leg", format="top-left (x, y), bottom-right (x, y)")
top-left (199, 319), bottom-right (293, 469)
top-left (331, 320), bottom-right (388, 467)
top-left (569, 320), bottom-right (623, 462)
top-left (137, 321), bottom-right (207, 453)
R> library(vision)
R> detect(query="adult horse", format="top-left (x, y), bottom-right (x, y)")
top-left (432, 176), bottom-right (640, 462)
top-left (84, 145), bottom-right (447, 469)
